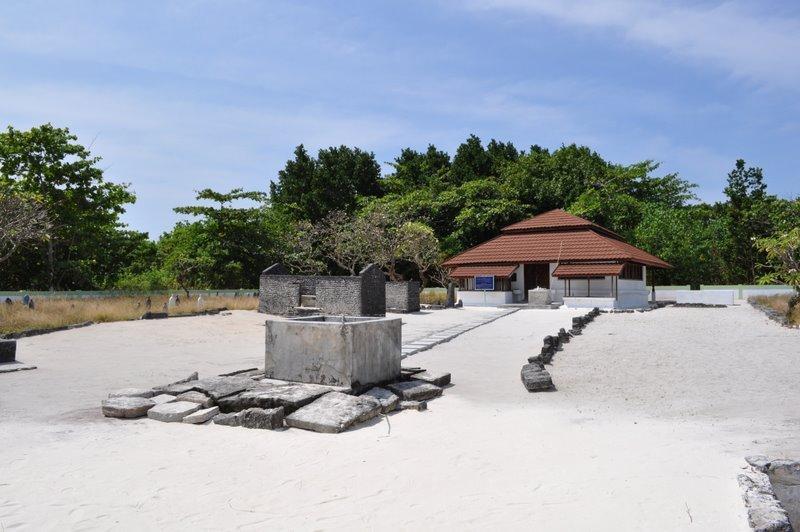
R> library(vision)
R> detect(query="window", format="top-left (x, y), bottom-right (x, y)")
top-left (620, 263), bottom-right (643, 280)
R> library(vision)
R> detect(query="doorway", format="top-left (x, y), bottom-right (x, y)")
top-left (523, 263), bottom-right (550, 299)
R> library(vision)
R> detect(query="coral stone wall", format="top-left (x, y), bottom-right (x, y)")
top-left (385, 281), bottom-right (420, 313)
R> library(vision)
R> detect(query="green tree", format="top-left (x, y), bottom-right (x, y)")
top-left (0, 124), bottom-right (139, 290)
top-left (756, 228), bottom-right (800, 315)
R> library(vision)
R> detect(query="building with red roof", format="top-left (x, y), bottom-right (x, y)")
top-left (442, 209), bottom-right (672, 308)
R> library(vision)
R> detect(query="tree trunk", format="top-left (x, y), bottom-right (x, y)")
top-left (47, 239), bottom-right (55, 291)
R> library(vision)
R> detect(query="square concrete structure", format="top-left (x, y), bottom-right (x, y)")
top-left (265, 315), bottom-right (402, 388)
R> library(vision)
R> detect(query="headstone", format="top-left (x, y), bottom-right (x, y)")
top-left (0, 340), bottom-right (17, 363)
top-left (168, 295), bottom-right (177, 308)
top-left (361, 387), bottom-right (399, 413)
top-left (4, 297), bottom-right (12, 305)
top-left (145, 296), bottom-right (152, 309)
top-left (174, 294), bottom-right (180, 306)
top-left (196, 295), bottom-right (205, 311)
top-left (101, 396), bottom-right (155, 418)
top-left (284, 392), bottom-right (381, 433)
top-left (27, 298), bottom-right (34, 310)
top-left (108, 387), bottom-right (155, 399)
top-left (22, 294), bottom-right (30, 306)
top-left (162, 302), bottom-right (168, 313)
top-left (521, 363), bottom-right (555, 392)
top-left (386, 380), bottom-right (443, 401)
top-left (182, 406), bottom-right (220, 424)
top-left (446, 282), bottom-right (456, 308)
top-left (147, 401), bottom-right (201, 422)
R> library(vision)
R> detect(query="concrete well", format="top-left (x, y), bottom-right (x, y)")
top-left (264, 315), bottom-right (402, 388)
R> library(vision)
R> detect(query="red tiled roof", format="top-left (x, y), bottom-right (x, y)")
top-left (502, 209), bottom-right (593, 232)
top-left (552, 263), bottom-right (624, 278)
top-left (449, 265), bottom-right (517, 278)
top-left (442, 210), bottom-right (672, 269)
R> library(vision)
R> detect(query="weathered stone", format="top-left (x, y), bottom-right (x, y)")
top-left (746, 455), bottom-right (772, 472)
top-left (240, 407), bottom-right (284, 430)
top-left (189, 376), bottom-right (255, 400)
top-left (182, 406), bottom-right (220, 424)
top-left (410, 370), bottom-right (451, 387)
top-left (108, 387), bottom-right (155, 399)
top-left (147, 401), bottom-right (201, 422)
top-left (361, 387), bottom-right (399, 413)
top-left (0, 362), bottom-right (37, 373)
top-left (213, 412), bottom-right (242, 427)
top-left (217, 381), bottom-right (342, 414)
top-left (218, 367), bottom-right (260, 377)
top-left (739, 470), bottom-right (793, 532)
top-left (386, 380), bottom-right (443, 401)
top-left (399, 400), bottom-right (427, 411)
top-left (101, 396), bottom-right (155, 418)
top-left (151, 394), bottom-right (177, 405)
top-left (152, 372), bottom-right (199, 394)
top-left (176, 390), bottom-right (214, 408)
top-left (0, 340), bottom-right (16, 363)
top-left (285, 392), bottom-right (381, 433)
top-left (521, 363), bottom-right (555, 392)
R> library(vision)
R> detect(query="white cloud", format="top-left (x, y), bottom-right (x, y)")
top-left (460, 0), bottom-right (800, 91)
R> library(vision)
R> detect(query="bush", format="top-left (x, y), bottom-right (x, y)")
top-left (114, 269), bottom-right (174, 291)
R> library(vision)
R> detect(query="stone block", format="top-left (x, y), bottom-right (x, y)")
top-left (241, 407), bottom-right (284, 429)
top-left (183, 406), bottom-right (220, 424)
top-left (213, 412), bottom-right (242, 427)
top-left (265, 315), bottom-right (401, 387)
top-left (151, 394), bottom-right (177, 405)
top-left (285, 392), bottom-right (382, 433)
top-left (0, 340), bottom-right (16, 363)
top-left (102, 396), bottom-right (155, 418)
top-left (152, 372), bottom-right (199, 395)
top-left (108, 387), bottom-right (155, 399)
top-left (399, 400), bottom-right (427, 411)
top-left (521, 363), bottom-right (555, 392)
top-left (361, 387), bottom-right (399, 413)
top-left (217, 381), bottom-right (340, 414)
top-left (176, 390), bottom-right (214, 408)
top-left (188, 376), bottom-right (255, 400)
top-left (410, 371), bottom-right (451, 387)
top-left (147, 401), bottom-right (201, 422)
top-left (386, 380), bottom-right (443, 401)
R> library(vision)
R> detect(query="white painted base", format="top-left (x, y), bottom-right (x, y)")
top-left (458, 291), bottom-right (514, 306)
top-left (563, 291), bottom-right (650, 310)
top-left (675, 290), bottom-right (735, 305)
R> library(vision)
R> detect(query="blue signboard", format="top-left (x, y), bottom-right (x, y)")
top-left (474, 275), bottom-right (495, 291)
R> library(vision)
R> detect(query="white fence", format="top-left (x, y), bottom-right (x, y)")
top-left (653, 285), bottom-right (794, 305)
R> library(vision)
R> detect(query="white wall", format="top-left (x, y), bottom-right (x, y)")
top-left (509, 264), bottom-right (525, 302)
top-left (458, 290), bottom-right (514, 307)
top-left (675, 290), bottom-right (735, 305)
top-left (549, 263), bottom-right (648, 307)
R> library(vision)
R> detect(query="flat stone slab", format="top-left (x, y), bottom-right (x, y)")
top-left (147, 401), bottom-right (201, 422)
top-left (102, 396), bottom-right (154, 418)
top-left (410, 371), bottom-right (451, 387)
top-left (176, 390), bottom-right (214, 408)
top-left (285, 392), bottom-right (381, 433)
top-left (399, 400), bottom-right (427, 411)
top-left (188, 376), bottom-right (256, 400)
top-left (361, 387), bottom-right (399, 413)
top-left (108, 387), bottom-right (155, 399)
top-left (0, 362), bottom-right (37, 374)
top-left (151, 394), bottom-right (177, 405)
top-left (152, 372), bottom-right (199, 395)
top-left (182, 406), bottom-right (220, 424)
top-left (521, 363), bottom-right (555, 392)
top-left (217, 381), bottom-right (343, 414)
top-left (386, 380), bottom-right (443, 401)
top-left (213, 412), bottom-right (242, 427)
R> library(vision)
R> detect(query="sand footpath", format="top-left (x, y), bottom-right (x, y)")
top-left (1, 305), bottom-right (797, 530)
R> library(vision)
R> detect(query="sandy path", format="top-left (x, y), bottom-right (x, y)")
top-left (0, 305), bottom-right (797, 530)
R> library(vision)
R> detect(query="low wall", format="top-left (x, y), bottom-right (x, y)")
top-left (676, 289), bottom-right (735, 305)
top-left (458, 290), bottom-right (513, 307)
top-left (385, 281), bottom-right (420, 312)
top-left (259, 263), bottom-right (386, 316)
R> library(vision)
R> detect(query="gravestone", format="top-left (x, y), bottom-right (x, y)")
top-left (0, 340), bottom-right (16, 363)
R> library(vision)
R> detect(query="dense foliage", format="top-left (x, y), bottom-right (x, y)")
top-left (1, 124), bottom-right (798, 290)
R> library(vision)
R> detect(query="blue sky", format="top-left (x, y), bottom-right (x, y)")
top-left (1, 0), bottom-right (798, 238)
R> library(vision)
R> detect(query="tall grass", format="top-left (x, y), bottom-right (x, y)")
top-left (0, 295), bottom-right (258, 335)
top-left (752, 294), bottom-right (800, 325)
top-left (420, 287), bottom-right (449, 306)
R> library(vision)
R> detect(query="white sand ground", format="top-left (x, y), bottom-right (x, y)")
top-left (0, 304), bottom-right (798, 530)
